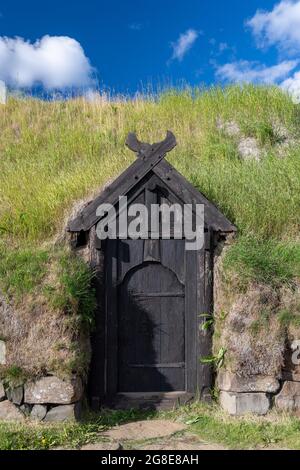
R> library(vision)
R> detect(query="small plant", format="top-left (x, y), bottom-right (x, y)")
top-left (185, 416), bottom-right (202, 425)
top-left (244, 121), bottom-right (279, 146)
top-left (199, 313), bottom-right (214, 331)
top-left (2, 365), bottom-right (27, 388)
top-left (219, 310), bottom-right (228, 322)
top-left (210, 385), bottom-right (220, 402)
top-left (278, 308), bottom-right (300, 328)
top-left (200, 347), bottom-right (227, 370)
top-left (249, 308), bottom-right (271, 336)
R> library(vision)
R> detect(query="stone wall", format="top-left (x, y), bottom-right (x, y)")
top-left (214, 240), bottom-right (300, 416)
top-left (218, 343), bottom-right (300, 416)
top-left (0, 225), bottom-right (99, 423)
top-left (0, 375), bottom-right (83, 422)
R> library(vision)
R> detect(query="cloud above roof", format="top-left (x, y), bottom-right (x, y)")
top-left (0, 35), bottom-right (94, 90)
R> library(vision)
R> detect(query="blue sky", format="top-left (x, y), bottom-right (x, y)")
top-left (1, 0), bottom-right (300, 97)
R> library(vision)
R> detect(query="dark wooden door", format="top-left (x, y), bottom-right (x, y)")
top-left (105, 238), bottom-right (199, 397)
top-left (119, 259), bottom-right (185, 392)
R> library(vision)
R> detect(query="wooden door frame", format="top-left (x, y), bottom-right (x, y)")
top-left (103, 235), bottom-right (213, 403)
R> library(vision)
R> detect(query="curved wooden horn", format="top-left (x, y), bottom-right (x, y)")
top-left (159, 130), bottom-right (177, 153)
top-left (126, 131), bottom-right (177, 155)
top-left (125, 132), bottom-right (144, 153)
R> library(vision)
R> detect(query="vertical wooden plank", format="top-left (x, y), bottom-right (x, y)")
top-left (197, 229), bottom-right (213, 400)
top-left (105, 239), bottom-right (118, 396)
top-left (185, 247), bottom-right (198, 393)
top-left (160, 239), bottom-right (185, 285)
top-left (87, 227), bottom-right (106, 409)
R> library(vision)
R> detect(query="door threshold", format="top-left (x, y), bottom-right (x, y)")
top-left (107, 391), bottom-right (194, 411)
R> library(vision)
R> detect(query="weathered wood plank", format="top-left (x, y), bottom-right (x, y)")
top-left (106, 240), bottom-right (118, 395)
top-left (197, 228), bottom-right (214, 400)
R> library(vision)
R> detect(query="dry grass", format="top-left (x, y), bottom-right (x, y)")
top-left (214, 281), bottom-right (286, 376)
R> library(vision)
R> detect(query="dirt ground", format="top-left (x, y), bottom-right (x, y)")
top-left (80, 419), bottom-right (226, 451)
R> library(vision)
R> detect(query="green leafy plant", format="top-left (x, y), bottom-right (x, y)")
top-left (200, 347), bottom-right (227, 370)
top-left (219, 310), bottom-right (228, 322)
top-left (199, 313), bottom-right (214, 331)
top-left (1, 365), bottom-right (27, 388)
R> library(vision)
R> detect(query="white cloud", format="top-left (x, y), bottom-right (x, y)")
top-left (281, 70), bottom-right (300, 101)
top-left (170, 29), bottom-right (198, 62)
top-left (214, 2), bottom-right (300, 100)
top-left (0, 35), bottom-right (94, 89)
top-left (216, 59), bottom-right (298, 84)
top-left (129, 23), bottom-right (142, 31)
top-left (247, 1), bottom-right (300, 53)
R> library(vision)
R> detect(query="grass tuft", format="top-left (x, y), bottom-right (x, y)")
top-left (223, 236), bottom-right (300, 289)
top-left (45, 253), bottom-right (96, 330)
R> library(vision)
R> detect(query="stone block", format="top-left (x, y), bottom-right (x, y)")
top-left (282, 343), bottom-right (300, 382)
top-left (20, 404), bottom-right (32, 416)
top-left (44, 403), bottom-right (81, 422)
top-left (0, 381), bottom-right (5, 401)
top-left (238, 137), bottom-right (262, 162)
top-left (30, 404), bottom-right (47, 421)
top-left (217, 371), bottom-right (280, 393)
top-left (220, 391), bottom-right (270, 416)
top-left (6, 386), bottom-right (23, 405)
top-left (0, 400), bottom-right (25, 421)
top-left (275, 381), bottom-right (300, 412)
top-left (24, 376), bottom-right (83, 404)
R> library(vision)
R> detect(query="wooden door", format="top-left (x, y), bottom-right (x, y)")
top-left (105, 238), bottom-right (199, 397)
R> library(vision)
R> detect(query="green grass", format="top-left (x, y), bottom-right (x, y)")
top-left (44, 253), bottom-right (96, 330)
top-left (0, 408), bottom-right (157, 450)
top-left (167, 402), bottom-right (300, 449)
top-left (223, 236), bottom-right (300, 288)
top-left (190, 412), bottom-right (300, 449)
top-left (0, 246), bottom-right (96, 382)
top-left (0, 85), bottom-right (299, 244)
top-left (0, 421), bottom-right (105, 450)
top-left (1, 366), bottom-right (28, 388)
top-left (0, 243), bottom-right (96, 330)
top-left (278, 308), bottom-right (300, 328)
top-left (0, 85), bottom-right (299, 287)
top-left (1, 404), bottom-right (300, 450)
top-left (0, 243), bottom-right (49, 300)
